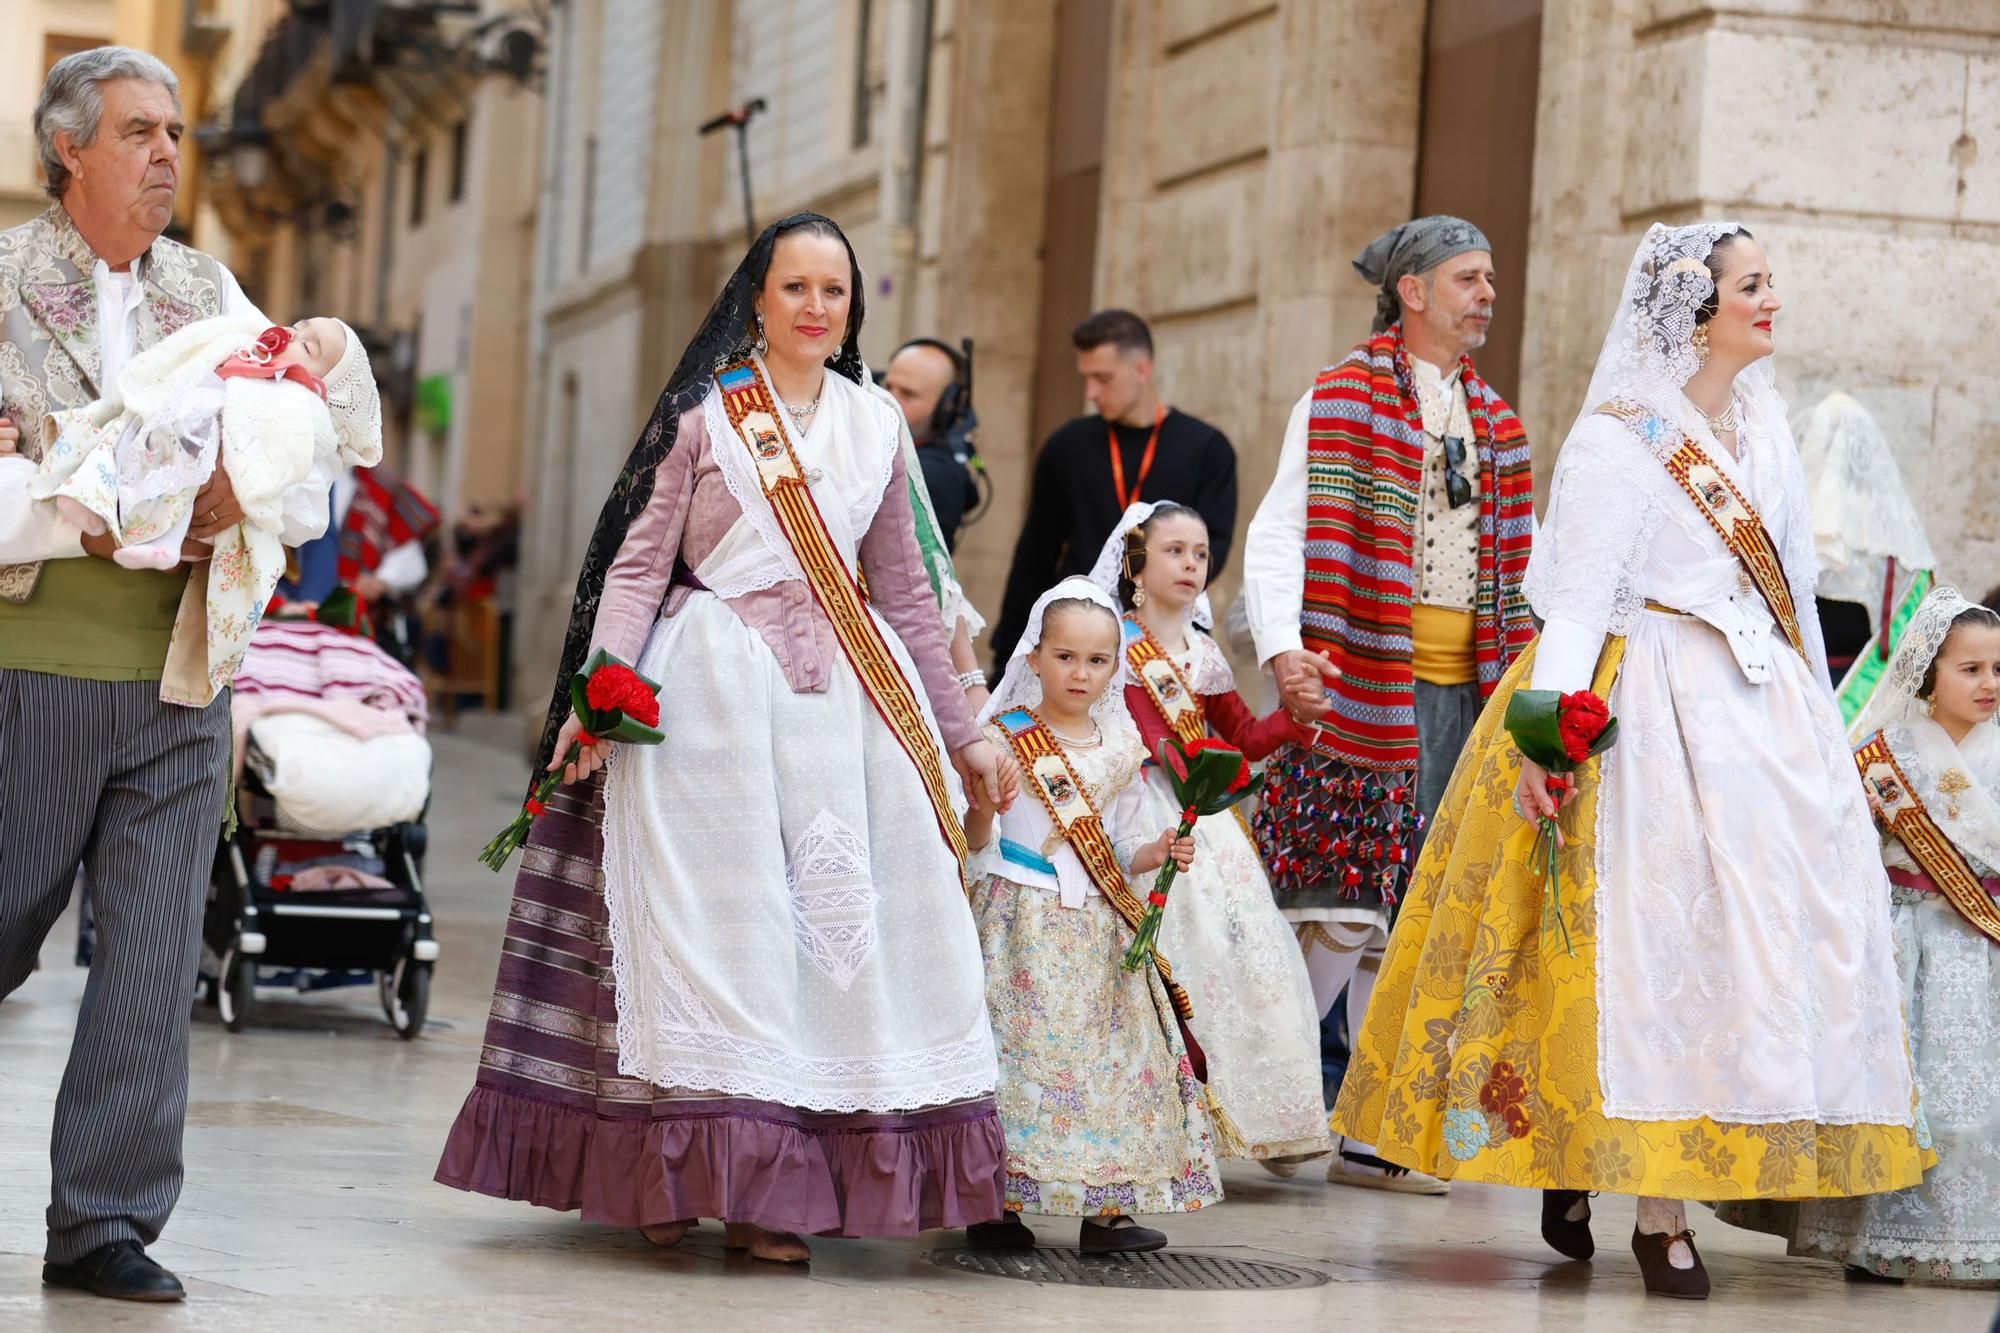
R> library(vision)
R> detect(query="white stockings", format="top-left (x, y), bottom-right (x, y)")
top-left (1636, 1196), bottom-right (1695, 1269)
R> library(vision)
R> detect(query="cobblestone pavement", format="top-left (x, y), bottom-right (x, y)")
top-left (3, 723), bottom-right (1995, 1330)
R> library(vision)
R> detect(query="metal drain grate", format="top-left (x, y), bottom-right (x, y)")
top-left (931, 1247), bottom-right (1327, 1291)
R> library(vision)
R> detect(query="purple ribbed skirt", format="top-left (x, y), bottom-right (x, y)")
top-left (434, 782), bottom-right (1004, 1237)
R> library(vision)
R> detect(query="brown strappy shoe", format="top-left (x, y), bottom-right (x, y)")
top-left (1630, 1226), bottom-right (1710, 1299)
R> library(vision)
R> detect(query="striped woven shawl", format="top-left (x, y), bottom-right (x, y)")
top-left (1302, 325), bottom-right (1535, 770)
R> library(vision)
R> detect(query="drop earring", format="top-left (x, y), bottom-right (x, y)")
top-left (754, 312), bottom-right (769, 355)
top-left (1132, 585), bottom-right (1147, 610)
top-left (1691, 323), bottom-right (1710, 366)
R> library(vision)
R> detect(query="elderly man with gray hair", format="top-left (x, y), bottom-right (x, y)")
top-left (1240, 216), bottom-right (1539, 1193)
top-left (0, 47), bottom-right (343, 1303)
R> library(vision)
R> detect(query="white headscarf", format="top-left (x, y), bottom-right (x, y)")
top-left (1796, 391), bottom-right (1934, 620)
top-left (322, 318), bottom-right (383, 467)
top-left (1569, 221), bottom-right (1784, 436)
top-left (978, 576), bottom-right (1140, 739)
top-left (1084, 500), bottom-right (1216, 630)
top-left (1525, 222), bottom-right (1821, 662)
top-left (1851, 585), bottom-right (2000, 876)
top-left (1084, 500), bottom-right (1236, 696)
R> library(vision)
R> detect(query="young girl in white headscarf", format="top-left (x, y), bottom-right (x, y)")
top-left (963, 576), bottom-right (1216, 1254)
top-left (1085, 500), bottom-right (1331, 1171)
top-left (1721, 587), bottom-right (2000, 1283)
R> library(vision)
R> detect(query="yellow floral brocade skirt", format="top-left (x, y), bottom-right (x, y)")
top-left (1330, 637), bottom-right (1933, 1200)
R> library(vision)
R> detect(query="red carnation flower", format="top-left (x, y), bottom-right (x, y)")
top-left (1556, 691), bottom-right (1611, 764)
top-left (587, 664), bottom-right (660, 727)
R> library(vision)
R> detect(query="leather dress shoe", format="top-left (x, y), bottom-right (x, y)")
top-left (43, 1240), bottom-right (186, 1302)
top-left (1079, 1215), bottom-right (1167, 1254)
top-left (1541, 1188), bottom-right (1595, 1261)
top-left (966, 1212), bottom-right (1037, 1250)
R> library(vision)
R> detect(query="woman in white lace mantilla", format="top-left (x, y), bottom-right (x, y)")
top-left (1329, 223), bottom-right (1931, 1301)
top-left (1720, 588), bottom-right (2000, 1282)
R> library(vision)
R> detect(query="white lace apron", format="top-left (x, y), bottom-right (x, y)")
top-left (599, 366), bottom-right (996, 1112)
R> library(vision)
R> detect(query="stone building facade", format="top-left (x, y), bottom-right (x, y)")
top-left (514, 0), bottom-right (2000, 733)
top-left (193, 0), bottom-right (543, 519)
top-left (1, 0), bottom-right (118, 231)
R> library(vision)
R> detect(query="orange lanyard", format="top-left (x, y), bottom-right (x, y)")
top-left (1109, 406), bottom-right (1166, 510)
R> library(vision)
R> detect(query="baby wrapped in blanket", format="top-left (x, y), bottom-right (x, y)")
top-left (27, 313), bottom-right (382, 696)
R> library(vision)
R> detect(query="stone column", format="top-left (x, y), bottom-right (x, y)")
top-left (919, 0), bottom-right (1060, 623)
top-left (1090, 0), bottom-right (1427, 623)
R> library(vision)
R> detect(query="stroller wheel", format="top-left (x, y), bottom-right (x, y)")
top-left (382, 958), bottom-right (432, 1040)
top-left (219, 947), bottom-right (256, 1032)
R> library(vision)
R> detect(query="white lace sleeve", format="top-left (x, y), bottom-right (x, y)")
top-left (1105, 777), bottom-right (1156, 871)
top-left (1522, 414), bottom-right (1670, 639)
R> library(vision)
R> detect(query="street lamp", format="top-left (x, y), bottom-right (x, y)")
top-left (230, 126), bottom-right (273, 191)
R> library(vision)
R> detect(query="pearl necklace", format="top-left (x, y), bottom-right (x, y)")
top-left (1700, 397), bottom-right (1740, 438)
top-left (1046, 719), bottom-right (1104, 750)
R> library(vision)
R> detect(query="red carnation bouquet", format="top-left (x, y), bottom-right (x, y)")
top-left (479, 650), bottom-right (664, 871)
top-left (1120, 737), bottom-right (1263, 972)
top-left (1502, 688), bottom-right (1619, 955)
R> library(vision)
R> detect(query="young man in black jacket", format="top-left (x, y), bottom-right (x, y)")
top-left (991, 309), bottom-right (1237, 666)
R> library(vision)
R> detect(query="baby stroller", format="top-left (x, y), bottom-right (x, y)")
top-left (201, 617), bottom-right (438, 1037)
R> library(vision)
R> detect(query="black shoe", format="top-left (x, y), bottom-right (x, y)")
top-left (1079, 1215), bottom-right (1167, 1254)
top-left (42, 1241), bottom-right (186, 1302)
top-left (1844, 1264), bottom-right (1905, 1284)
top-left (966, 1213), bottom-right (1037, 1250)
top-left (1541, 1188), bottom-right (1595, 1261)
top-left (1630, 1227), bottom-right (1710, 1300)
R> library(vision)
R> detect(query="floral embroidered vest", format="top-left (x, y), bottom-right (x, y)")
top-left (0, 205), bottom-right (225, 602)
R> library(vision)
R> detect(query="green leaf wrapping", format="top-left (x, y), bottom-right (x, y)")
top-left (1155, 739), bottom-right (1266, 816)
top-left (1503, 689), bottom-right (1569, 770)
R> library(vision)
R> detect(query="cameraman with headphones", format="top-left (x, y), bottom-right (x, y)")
top-left (884, 338), bottom-right (981, 550)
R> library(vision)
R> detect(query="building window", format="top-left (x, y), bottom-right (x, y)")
top-left (448, 119), bottom-right (469, 203)
top-left (43, 33), bottom-right (107, 76)
top-left (410, 144), bottom-right (430, 228)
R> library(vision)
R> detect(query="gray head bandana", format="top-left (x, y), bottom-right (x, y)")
top-left (1353, 215), bottom-right (1492, 333)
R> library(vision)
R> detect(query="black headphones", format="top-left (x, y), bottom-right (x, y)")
top-left (896, 337), bottom-right (970, 436)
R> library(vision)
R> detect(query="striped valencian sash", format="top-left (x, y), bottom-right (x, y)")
top-left (993, 706), bottom-right (1196, 1023)
top-left (1122, 616), bottom-right (1205, 746)
top-left (715, 359), bottom-right (967, 883)
top-left (1598, 399), bottom-right (1807, 658)
top-left (1855, 731), bottom-right (2000, 947)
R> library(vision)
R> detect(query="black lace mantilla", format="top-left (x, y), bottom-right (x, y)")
top-left (531, 212), bottom-right (871, 783)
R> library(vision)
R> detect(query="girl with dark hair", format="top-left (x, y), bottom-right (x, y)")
top-left (1085, 502), bottom-right (1331, 1173)
top-left (436, 214), bottom-right (1014, 1263)
top-left (1721, 588), bottom-right (2000, 1283)
top-left (966, 577), bottom-right (1213, 1253)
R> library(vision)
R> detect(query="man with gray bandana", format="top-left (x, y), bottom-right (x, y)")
top-left (0, 47), bottom-right (362, 1303)
top-left (1242, 215), bottom-right (1537, 1194)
